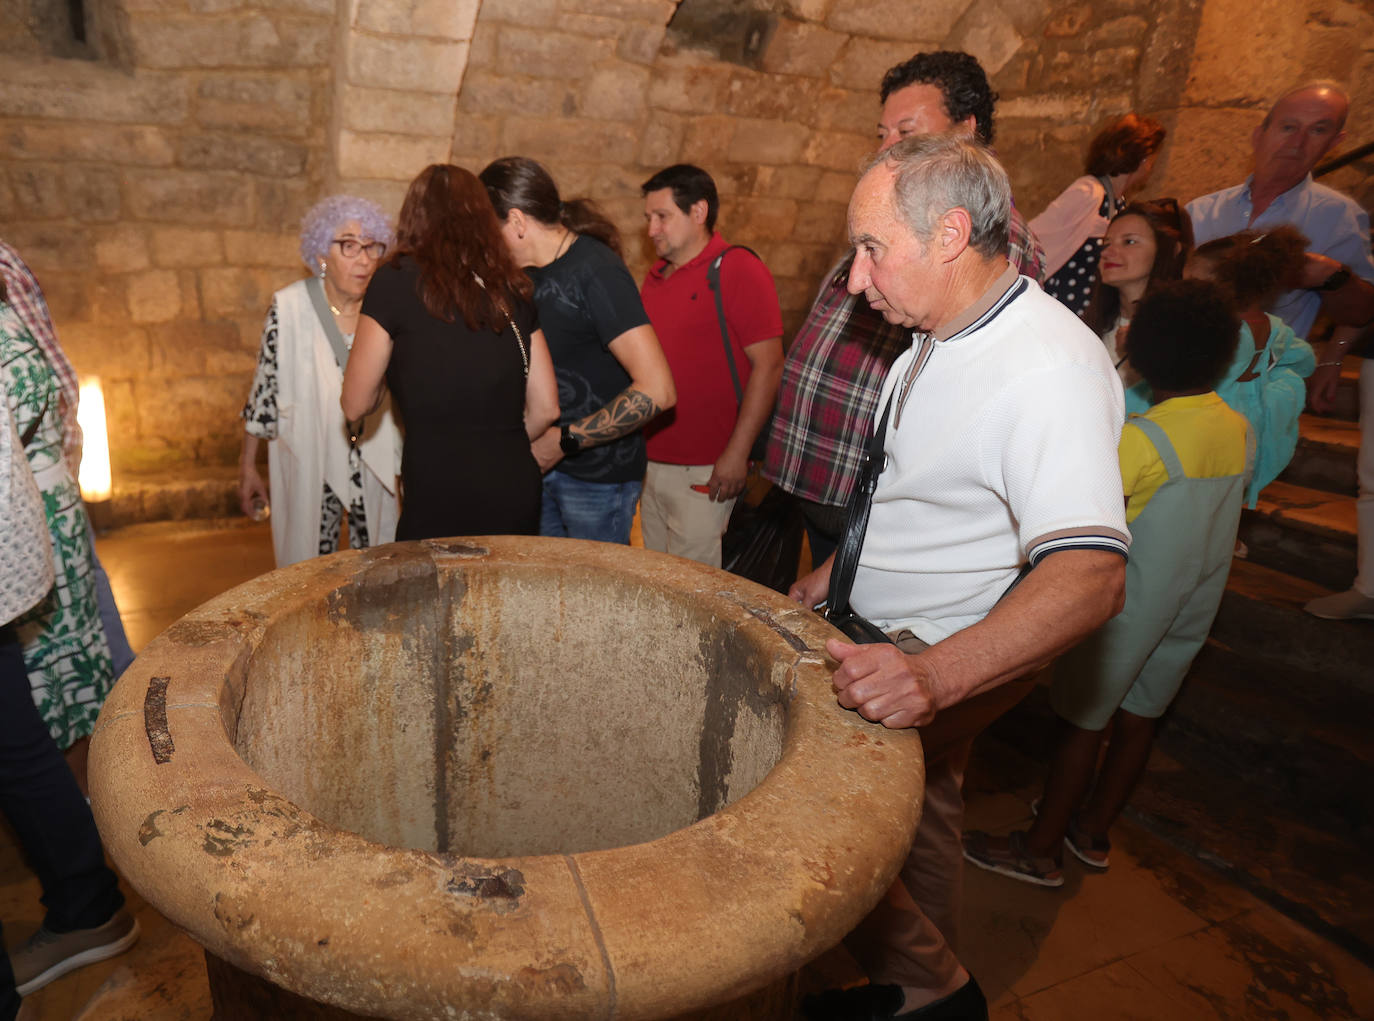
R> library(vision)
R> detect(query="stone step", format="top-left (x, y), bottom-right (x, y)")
top-left (1209, 559), bottom-right (1374, 693)
top-left (1323, 357), bottom-right (1363, 422)
top-left (92, 466), bottom-right (239, 531)
top-left (1239, 480), bottom-right (1357, 591)
top-left (979, 552), bottom-right (1374, 965)
top-left (1280, 414), bottom-right (1359, 495)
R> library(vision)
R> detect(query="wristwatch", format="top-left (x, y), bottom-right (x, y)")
top-left (559, 424), bottom-right (582, 456)
top-left (1317, 263), bottom-right (1352, 292)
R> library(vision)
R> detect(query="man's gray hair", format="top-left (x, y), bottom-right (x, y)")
top-left (863, 133), bottom-right (1011, 259)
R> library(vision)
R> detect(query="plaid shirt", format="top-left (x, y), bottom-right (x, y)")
top-left (0, 240), bottom-right (82, 463)
top-left (763, 207), bottom-right (1045, 506)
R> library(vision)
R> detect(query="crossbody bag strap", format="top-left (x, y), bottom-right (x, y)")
top-left (824, 389), bottom-right (895, 620)
top-left (305, 275), bottom-right (352, 372)
top-left (705, 245), bottom-right (759, 407)
top-left (471, 273), bottom-right (528, 377)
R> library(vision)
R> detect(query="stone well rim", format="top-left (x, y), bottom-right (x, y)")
top-left (91, 538), bottom-right (925, 1021)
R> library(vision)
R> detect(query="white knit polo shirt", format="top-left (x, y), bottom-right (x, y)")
top-left (851, 266), bottom-right (1130, 644)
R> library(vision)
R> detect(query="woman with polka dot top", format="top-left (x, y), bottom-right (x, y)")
top-left (1032, 114), bottom-right (1167, 316)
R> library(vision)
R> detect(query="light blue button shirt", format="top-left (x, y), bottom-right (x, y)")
top-left (1186, 175), bottom-right (1374, 339)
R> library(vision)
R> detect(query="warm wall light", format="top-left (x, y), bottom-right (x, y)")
top-left (77, 376), bottom-right (112, 503)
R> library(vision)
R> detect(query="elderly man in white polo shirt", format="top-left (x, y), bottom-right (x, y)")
top-left (792, 134), bottom-right (1129, 1021)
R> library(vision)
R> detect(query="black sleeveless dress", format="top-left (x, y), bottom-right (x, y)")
top-left (1042, 178), bottom-right (1124, 317)
top-left (362, 258), bottom-right (542, 541)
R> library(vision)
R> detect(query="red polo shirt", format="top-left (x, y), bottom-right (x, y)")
top-left (640, 232), bottom-right (782, 464)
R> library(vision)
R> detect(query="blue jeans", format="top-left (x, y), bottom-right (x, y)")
top-left (91, 552), bottom-right (134, 677)
top-left (0, 625), bottom-right (124, 946)
top-left (539, 473), bottom-right (641, 545)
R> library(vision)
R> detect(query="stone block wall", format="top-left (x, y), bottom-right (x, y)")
top-left (435, 0), bottom-right (1374, 337)
top-left (0, 0), bottom-right (1371, 500)
top-left (329, 0), bottom-right (481, 210)
top-left (0, 2), bottom-right (334, 472)
top-left (1156, 0), bottom-right (1374, 209)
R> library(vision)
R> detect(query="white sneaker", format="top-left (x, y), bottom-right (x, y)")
top-left (1304, 588), bottom-right (1374, 621)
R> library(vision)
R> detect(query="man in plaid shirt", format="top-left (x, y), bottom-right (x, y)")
top-left (763, 52), bottom-right (1045, 567)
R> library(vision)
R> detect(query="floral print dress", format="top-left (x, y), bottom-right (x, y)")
top-left (241, 299), bottom-right (370, 555)
top-left (0, 304), bottom-right (114, 747)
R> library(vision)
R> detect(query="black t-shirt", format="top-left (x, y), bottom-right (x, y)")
top-left (361, 256), bottom-right (543, 539)
top-left (527, 235), bottom-right (651, 483)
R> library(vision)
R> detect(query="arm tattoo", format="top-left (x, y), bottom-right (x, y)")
top-left (575, 387), bottom-right (661, 447)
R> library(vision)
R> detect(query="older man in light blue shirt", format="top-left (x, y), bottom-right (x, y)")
top-left (1186, 82), bottom-right (1374, 339)
top-left (1189, 81), bottom-right (1374, 621)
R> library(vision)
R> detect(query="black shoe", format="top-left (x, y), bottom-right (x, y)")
top-left (800, 977), bottom-right (987, 1020)
top-left (801, 983), bottom-right (903, 1020)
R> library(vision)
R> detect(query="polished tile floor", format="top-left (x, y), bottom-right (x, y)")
top-left (3, 518), bottom-right (1370, 1018)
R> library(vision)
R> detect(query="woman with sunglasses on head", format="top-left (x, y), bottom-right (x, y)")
top-left (342, 164), bottom-right (559, 541)
top-left (1082, 198), bottom-right (1194, 390)
top-left (239, 195), bottom-right (402, 567)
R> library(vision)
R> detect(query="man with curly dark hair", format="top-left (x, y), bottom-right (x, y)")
top-left (878, 51), bottom-right (999, 146)
top-left (763, 51), bottom-right (1046, 577)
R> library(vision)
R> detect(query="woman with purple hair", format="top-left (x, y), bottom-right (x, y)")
top-left (239, 194), bottom-right (402, 567)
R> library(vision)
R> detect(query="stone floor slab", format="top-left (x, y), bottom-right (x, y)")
top-left (962, 833), bottom-right (1212, 1000)
top-left (1014, 957), bottom-right (1198, 1020)
top-left (1122, 908), bottom-right (1374, 1020)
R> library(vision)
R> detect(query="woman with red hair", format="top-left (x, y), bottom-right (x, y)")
top-left (1032, 113), bottom-right (1167, 315)
top-left (342, 164), bottom-right (559, 540)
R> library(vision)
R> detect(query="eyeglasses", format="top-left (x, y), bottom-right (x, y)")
top-left (331, 238), bottom-right (387, 259)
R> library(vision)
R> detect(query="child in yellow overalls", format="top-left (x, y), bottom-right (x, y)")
top-left (963, 279), bottom-right (1253, 886)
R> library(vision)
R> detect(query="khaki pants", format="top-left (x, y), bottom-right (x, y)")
top-left (845, 630), bottom-right (1038, 992)
top-left (640, 461), bottom-right (737, 569)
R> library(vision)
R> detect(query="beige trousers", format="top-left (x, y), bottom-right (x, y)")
top-left (845, 629), bottom-right (1037, 992)
top-left (640, 461), bottom-right (736, 569)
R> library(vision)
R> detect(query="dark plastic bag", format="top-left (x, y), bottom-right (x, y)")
top-left (721, 484), bottom-right (804, 593)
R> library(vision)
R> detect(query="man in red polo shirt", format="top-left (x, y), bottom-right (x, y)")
top-left (639, 164), bottom-right (784, 567)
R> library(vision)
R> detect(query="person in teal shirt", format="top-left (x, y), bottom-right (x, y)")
top-left (1122, 226), bottom-right (1314, 508)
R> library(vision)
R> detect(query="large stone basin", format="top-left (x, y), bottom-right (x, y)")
top-left (90, 537), bottom-right (924, 1020)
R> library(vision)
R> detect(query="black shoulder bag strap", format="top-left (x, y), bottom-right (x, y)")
top-left (705, 245), bottom-right (759, 406)
top-left (824, 388), bottom-right (895, 623)
top-left (823, 363), bottom-right (1033, 637)
top-left (308, 275), bottom-right (366, 447)
top-left (305, 275), bottom-right (352, 372)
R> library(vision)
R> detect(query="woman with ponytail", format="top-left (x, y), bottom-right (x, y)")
top-left (342, 163), bottom-right (559, 540)
top-left (480, 156), bottom-right (675, 545)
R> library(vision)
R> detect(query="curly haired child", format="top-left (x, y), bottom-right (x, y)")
top-left (1124, 226), bottom-right (1314, 506)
